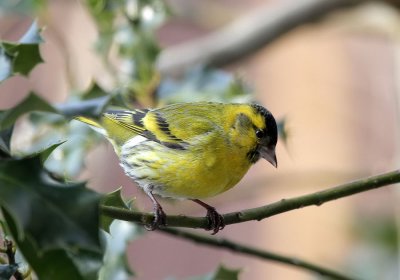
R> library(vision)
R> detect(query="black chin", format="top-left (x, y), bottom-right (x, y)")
top-left (247, 148), bottom-right (261, 163)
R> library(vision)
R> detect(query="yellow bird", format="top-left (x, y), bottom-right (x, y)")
top-left (76, 102), bottom-right (277, 234)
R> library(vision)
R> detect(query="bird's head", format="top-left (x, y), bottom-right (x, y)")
top-left (230, 104), bottom-right (278, 167)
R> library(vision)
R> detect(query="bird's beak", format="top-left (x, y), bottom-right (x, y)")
top-left (260, 146), bottom-right (277, 168)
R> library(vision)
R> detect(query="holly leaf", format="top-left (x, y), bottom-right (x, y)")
top-left (99, 220), bottom-right (141, 280)
top-left (0, 21), bottom-right (43, 82)
top-left (2, 211), bottom-right (103, 280)
top-left (0, 125), bottom-right (13, 157)
top-left (0, 156), bottom-right (102, 250)
top-left (0, 92), bottom-right (57, 157)
top-left (82, 83), bottom-right (109, 100)
top-left (210, 266), bottom-right (241, 280)
top-left (100, 188), bottom-right (130, 233)
top-left (0, 146), bottom-right (104, 280)
top-left (0, 92), bottom-right (58, 131)
top-left (100, 191), bottom-right (141, 280)
top-left (37, 140), bottom-right (66, 163)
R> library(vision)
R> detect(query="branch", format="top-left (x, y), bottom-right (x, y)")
top-left (100, 169), bottom-right (400, 230)
top-left (161, 228), bottom-right (356, 280)
top-left (156, 0), bottom-right (369, 75)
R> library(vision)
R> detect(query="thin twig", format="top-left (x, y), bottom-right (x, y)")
top-left (100, 169), bottom-right (400, 230)
top-left (161, 228), bottom-right (358, 280)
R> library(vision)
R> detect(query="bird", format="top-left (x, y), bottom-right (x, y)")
top-left (76, 102), bottom-right (278, 234)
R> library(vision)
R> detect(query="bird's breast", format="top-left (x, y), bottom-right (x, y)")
top-left (120, 136), bottom-right (252, 199)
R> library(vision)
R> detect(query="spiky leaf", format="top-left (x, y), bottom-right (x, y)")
top-left (100, 188), bottom-right (130, 233)
top-left (0, 92), bottom-right (57, 131)
top-left (0, 21), bottom-right (43, 82)
top-left (0, 146), bottom-right (104, 280)
top-left (99, 220), bottom-right (141, 280)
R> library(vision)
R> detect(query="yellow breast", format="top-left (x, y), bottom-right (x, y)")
top-left (148, 135), bottom-right (253, 199)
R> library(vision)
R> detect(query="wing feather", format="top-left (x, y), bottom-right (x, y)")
top-left (103, 103), bottom-right (223, 150)
top-left (104, 108), bottom-right (189, 149)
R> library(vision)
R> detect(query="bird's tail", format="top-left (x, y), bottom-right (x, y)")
top-left (75, 116), bottom-right (108, 137)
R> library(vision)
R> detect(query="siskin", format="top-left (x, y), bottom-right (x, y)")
top-left (76, 102), bottom-right (278, 234)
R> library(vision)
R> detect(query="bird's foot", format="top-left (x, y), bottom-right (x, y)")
top-left (191, 199), bottom-right (225, 234)
top-left (144, 204), bottom-right (167, 231)
top-left (205, 206), bottom-right (225, 235)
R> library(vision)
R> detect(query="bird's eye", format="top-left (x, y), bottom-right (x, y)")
top-left (255, 129), bottom-right (264, 139)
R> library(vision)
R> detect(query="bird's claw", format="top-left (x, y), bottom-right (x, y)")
top-left (144, 205), bottom-right (167, 231)
top-left (205, 207), bottom-right (225, 235)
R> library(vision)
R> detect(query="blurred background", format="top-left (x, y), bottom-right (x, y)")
top-left (1, 0), bottom-right (400, 279)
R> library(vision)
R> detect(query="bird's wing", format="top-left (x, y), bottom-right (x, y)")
top-left (100, 109), bottom-right (148, 146)
top-left (104, 103), bottom-right (221, 150)
top-left (149, 103), bottom-right (223, 147)
top-left (103, 109), bottom-right (149, 135)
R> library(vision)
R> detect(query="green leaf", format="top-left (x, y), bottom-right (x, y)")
top-left (0, 220), bottom-right (10, 236)
top-left (0, 125), bottom-right (13, 157)
top-left (0, 156), bottom-right (101, 250)
top-left (0, 147), bottom-right (104, 280)
top-left (0, 92), bottom-right (57, 131)
top-left (0, 21), bottom-right (43, 82)
top-left (99, 220), bottom-right (141, 280)
top-left (3, 210), bottom-right (103, 280)
top-left (82, 83), bottom-right (109, 100)
top-left (100, 188), bottom-right (130, 233)
top-left (0, 264), bottom-right (17, 280)
top-left (37, 122), bottom-right (96, 178)
top-left (37, 140), bottom-right (66, 163)
top-left (0, 92), bottom-right (57, 158)
top-left (85, 0), bottom-right (168, 105)
top-left (210, 266), bottom-right (241, 280)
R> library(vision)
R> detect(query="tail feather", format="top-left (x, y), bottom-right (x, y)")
top-left (75, 116), bottom-right (108, 137)
top-left (75, 115), bottom-right (135, 156)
